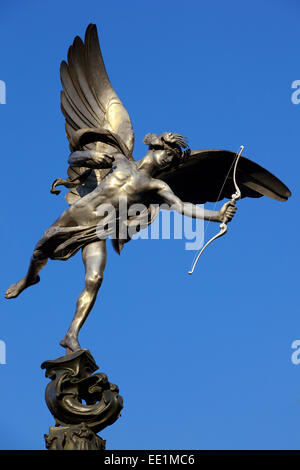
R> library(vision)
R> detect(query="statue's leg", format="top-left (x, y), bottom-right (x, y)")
top-left (60, 240), bottom-right (107, 352)
top-left (5, 249), bottom-right (48, 299)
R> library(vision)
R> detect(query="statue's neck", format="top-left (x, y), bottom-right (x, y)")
top-left (137, 151), bottom-right (157, 176)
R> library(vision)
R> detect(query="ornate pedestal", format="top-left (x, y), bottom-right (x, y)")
top-left (41, 349), bottom-right (123, 450)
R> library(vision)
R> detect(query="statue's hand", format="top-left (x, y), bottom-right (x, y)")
top-left (218, 201), bottom-right (237, 223)
top-left (95, 153), bottom-right (115, 168)
top-left (68, 151), bottom-right (115, 169)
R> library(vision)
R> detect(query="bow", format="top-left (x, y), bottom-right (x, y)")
top-left (188, 145), bottom-right (244, 275)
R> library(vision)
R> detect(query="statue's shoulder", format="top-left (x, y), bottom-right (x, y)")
top-left (114, 152), bottom-right (134, 164)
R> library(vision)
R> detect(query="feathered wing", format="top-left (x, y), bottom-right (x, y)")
top-left (155, 149), bottom-right (291, 204)
top-left (112, 149), bottom-right (291, 254)
top-left (55, 23), bottom-right (135, 204)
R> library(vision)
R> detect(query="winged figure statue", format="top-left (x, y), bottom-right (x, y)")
top-left (5, 25), bottom-right (291, 353)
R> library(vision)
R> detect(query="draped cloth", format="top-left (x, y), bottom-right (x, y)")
top-left (34, 203), bottom-right (159, 260)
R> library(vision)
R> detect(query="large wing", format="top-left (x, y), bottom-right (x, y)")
top-left (58, 23), bottom-right (134, 204)
top-left (155, 149), bottom-right (291, 204)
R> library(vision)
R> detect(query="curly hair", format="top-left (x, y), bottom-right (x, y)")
top-left (160, 132), bottom-right (189, 149)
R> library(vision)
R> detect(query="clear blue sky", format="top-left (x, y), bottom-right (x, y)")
top-left (0, 0), bottom-right (299, 450)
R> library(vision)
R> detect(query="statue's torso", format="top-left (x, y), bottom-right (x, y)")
top-left (56, 154), bottom-right (155, 227)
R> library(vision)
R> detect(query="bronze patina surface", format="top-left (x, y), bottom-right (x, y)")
top-left (5, 24), bottom-right (291, 354)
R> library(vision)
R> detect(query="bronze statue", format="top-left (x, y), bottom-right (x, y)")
top-left (5, 25), bottom-right (291, 354)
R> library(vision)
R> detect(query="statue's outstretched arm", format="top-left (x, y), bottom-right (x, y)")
top-left (68, 150), bottom-right (115, 169)
top-left (155, 180), bottom-right (236, 222)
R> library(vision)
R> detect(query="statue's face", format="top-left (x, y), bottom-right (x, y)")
top-left (143, 131), bottom-right (183, 170)
top-left (153, 149), bottom-right (174, 169)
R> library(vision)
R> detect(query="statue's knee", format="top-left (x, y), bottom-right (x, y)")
top-left (85, 272), bottom-right (103, 290)
top-left (32, 249), bottom-right (46, 261)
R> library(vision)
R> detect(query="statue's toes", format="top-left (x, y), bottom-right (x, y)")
top-left (5, 282), bottom-right (21, 299)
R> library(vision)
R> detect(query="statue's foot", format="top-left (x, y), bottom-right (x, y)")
top-left (60, 334), bottom-right (81, 353)
top-left (5, 276), bottom-right (40, 299)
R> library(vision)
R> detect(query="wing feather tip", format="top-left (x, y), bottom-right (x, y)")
top-left (285, 188), bottom-right (292, 199)
top-left (85, 23), bottom-right (98, 42)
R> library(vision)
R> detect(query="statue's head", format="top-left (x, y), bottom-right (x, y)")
top-left (143, 132), bottom-right (189, 169)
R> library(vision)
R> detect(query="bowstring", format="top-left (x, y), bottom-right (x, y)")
top-left (189, 150), bottom-right (240, 269)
